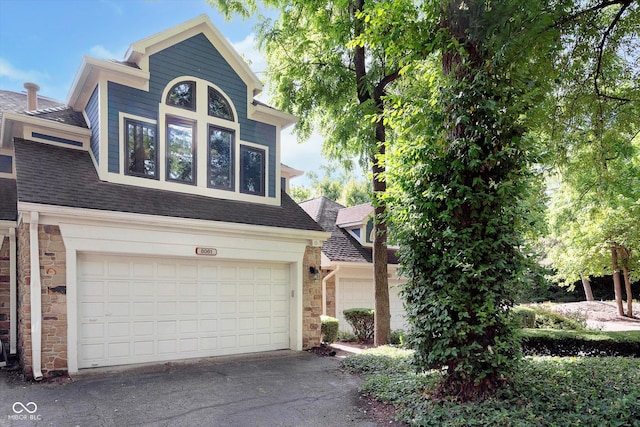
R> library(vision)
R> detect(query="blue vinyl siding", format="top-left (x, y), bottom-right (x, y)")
top-left (106, 33), bottom-right (277, 197)
top-left (86, 86), bottom-right (100, 163)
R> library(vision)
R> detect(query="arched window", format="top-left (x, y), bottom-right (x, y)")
top-left (166, 81), bottom-right (196, 111)
top-left (208, 87), bottom-right (234, 120)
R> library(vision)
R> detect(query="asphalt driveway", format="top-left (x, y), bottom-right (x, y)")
top-left (0, 351), bottom-right (378, 427)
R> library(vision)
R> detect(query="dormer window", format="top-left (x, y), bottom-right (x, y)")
top-left (120, 77), bottom-right (269, 200)
top-left (125, 119), bottom-right (157, 179)
top-left (166, 116), bottom-right (195, 184)
top-left (240, 145), bottom-right (265, 196)
top-left (208, 125), bottom-right (233, 189)
top-left (166, 81), bottom-right (196, 111)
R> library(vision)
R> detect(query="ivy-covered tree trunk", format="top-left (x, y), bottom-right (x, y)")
top-left (390, 0), bottom-right (554, 401)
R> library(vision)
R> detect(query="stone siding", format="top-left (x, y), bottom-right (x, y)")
top-left (0, 236), bottom-right (10, 346)
top-left (17, 222), bottom-right (67, 379)
top-left (302, 245), bottom-right (322, 349)
top-left (323, 273), bottom-right (336, 318)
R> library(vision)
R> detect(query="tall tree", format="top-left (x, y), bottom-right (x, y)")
top-left (384, 0), bottom-right (559, 400)
top-left (544, 0), bottom-right (639, 314)
top-left (208, 0), bottom-right (427, 345)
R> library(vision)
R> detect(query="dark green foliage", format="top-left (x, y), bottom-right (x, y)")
top-left (389, 329), bottom-right (406, 347)
top-left (343, 347), bottom-right (640, 426)
top-left (343, 308), bottom-right (375, 342)
top-left (385, 1), bottom-right (560, 400)
top-left (521, 329), bottom-right (640, 357)
top-left (511, 307), bottom-right (536, 328)
top-left (320, 315), bottom-right (339, 344)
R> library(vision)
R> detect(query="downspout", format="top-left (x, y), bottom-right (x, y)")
top-left (321, 266), bottom-right (339, 316)
top-left (29, 212), bottom-right (43, 380)
top-left (9, 227), bottom-right (17, 354)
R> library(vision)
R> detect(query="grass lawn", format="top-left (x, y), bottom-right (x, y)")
top-left (341, 346), bottom-right (640, 426)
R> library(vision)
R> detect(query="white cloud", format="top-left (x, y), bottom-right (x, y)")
top-left (88, 45), bottom-right (125, 60)
top-left (0, 58), bottom-right (48, 84)
top-left (231, 34), bottom-right (268, 78)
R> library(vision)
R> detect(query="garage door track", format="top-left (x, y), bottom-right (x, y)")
top-left (0, 351), bottom-right (377, 427)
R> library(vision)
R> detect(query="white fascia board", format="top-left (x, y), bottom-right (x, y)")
top-left (249, 103), bottom-right (298, 129)
top-left (126, 15), bottom-right (262, 96)
top-left (18, 202), bottom-right (330, 244)
top-left (2, 112), bottom-right (93, 139)
top-left (67, 56), bottom-right (150, 110)
top-left (281, 164), bottom-right (304, 179)
top-left (0, 220), bottom-right (17, 230)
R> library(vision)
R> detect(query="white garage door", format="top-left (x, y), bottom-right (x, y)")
top-left (336, 279), bottom-right (406, 333)
top-left (77, 253), bottom-right (290, 369)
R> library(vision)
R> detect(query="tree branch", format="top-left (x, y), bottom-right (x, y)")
top-left (593, 0), bottom-right (633, 102)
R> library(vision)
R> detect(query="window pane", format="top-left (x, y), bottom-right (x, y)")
top-left (240, 145), bottom-right (265, 196)
top-left (208, 87), bottom-right (234, 120)
top-left (167, 118), bottom-right (195, 184)
top-left (126, 120), bottom-right (156, 178)
top-left (166, 81), bottom-right (196, 111)
top-left (208, 126), bottom-right (234, 190)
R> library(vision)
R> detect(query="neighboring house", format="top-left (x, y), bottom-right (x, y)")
top-left (0, 15), bottom-right (329, 380)
top-left (299, 197), bottom-right (407, 334)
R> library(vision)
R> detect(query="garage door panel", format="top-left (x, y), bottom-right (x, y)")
top-left (336, 278), bottom-right (406, 333)
top-left (80, 280), bottom-right (104, 297)
top-left (107, 261), bottom-right (130, 277)
top-left (134, 341), bottom-right (153, 355)
top-left (179, 301), bottom-right (197, 314)
top-left (80, 301), bottom-right (104, 317)
top-left (199, 301), bottom-right (217, 315)
top-left (107, 302), bottom-right (129, 316)
top-left (108, 342), bottom-right (130, 358)
top-left (81, 323), bottom-right (104, 339)
top-left (134, 302), bottom-right (154, 316)
top-left (134, 321), bottom-right (153, 336)
top-left (108, 322), bottom-right (129, 338)
top-left (133, 262), bottom-right (154, 277)
top-left (78, 254), bottom-right (291, 369)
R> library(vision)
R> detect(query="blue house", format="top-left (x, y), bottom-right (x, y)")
top-left (0, 15), bottom-right (327, 379)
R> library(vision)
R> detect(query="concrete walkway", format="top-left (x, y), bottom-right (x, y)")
top-left (0, 351), bottom-right (377, 427)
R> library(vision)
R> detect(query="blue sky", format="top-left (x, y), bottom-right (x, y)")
top-left (0, 0), bottom-right (325, 185)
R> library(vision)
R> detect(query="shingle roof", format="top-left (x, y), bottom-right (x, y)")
top-left (299, 196), bottom-right (399, 264)
top-left (0, 89), bottom-right (87, 128)
top-left (0, 177), bottom-right (17, 221)
top-left (336, 203), bottom-right (374, 226)
top-left (300, 197), bottom-right (372, 263)
top-left (13, 138), bottom-right (323, 232)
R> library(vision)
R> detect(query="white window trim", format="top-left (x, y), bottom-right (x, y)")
top-left (107, 76), bottom-right (278, 205)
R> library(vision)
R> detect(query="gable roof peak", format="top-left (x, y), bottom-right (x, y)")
top-left (125, 14), bottom-right (262, 96)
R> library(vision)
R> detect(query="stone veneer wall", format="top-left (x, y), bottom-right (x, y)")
top-left (17, 222), bottom-right (67, 379)
top-left (302, 245), bottom-right (322, 349)
top-left (0, 236), bottom-right (10, 347)
top-left (323, 273), bottom-right (336, 318)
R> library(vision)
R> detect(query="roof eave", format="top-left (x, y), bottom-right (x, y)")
top-left (67, 56), bottom-right (150, 111)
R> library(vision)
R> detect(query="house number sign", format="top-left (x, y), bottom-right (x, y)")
top-left (195, 247), bottom-right (218, 256)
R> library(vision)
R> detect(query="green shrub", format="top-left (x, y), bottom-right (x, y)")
top-left (337, 330), bottom-right (357, 342)
top-left (389, 329), bottom-right (406, 346)
top-left (320, 315), bottom-right (339, 344)
top-left (511, 306), bottom-right (536, 328)
top-left (529, 305), bottom-right (586, 330)
top-left (520, 329), bottom-right (640, 357)
top-left (343, 308), bottom-right (375, 342)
